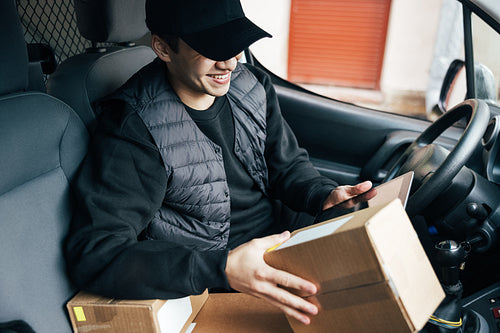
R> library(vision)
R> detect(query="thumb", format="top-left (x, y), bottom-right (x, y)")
top-left (259, 231), bottom-right (291, 250)
top-left (349, 181), bottom-right (373, 195)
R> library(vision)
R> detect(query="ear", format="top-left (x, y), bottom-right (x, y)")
top-left (151, 34), bottom-right (171, 63)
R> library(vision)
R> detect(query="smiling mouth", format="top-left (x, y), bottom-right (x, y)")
top-left (209, 73), bottom-right (230, 80)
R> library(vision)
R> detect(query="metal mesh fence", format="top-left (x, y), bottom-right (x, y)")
top-left (16, 0), bottom-right (91, 64)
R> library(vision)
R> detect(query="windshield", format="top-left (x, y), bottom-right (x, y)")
top-left (244, 0), bottom-right (500, 120)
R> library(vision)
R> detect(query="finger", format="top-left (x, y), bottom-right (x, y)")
top-left (347, 180), bottom-right (373, 196)
top-left (258, 292), bottom-right (316, 325)
top-left (262, 286), bottom-right (318, 315)
top-left (322, 181), bottom-right (374, 210)
top-left (253, 278), bottom-right (318, 316)
top-left (350, 187), bottom-right (377, 204)
top-left (362, 187), bottom-right (377, 200)
top-left (266, 268), bottom-right (317, 295)
top-left (259, 230), bottom-right (291, 247)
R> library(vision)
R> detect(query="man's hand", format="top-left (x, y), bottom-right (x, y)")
top-left (322, 181), bottom-right (375, 210)
top-left (226, 231), bottom-right (318, 325)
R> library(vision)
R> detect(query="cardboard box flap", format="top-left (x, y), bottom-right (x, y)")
top-left (68, 291), bottom-right (165, 308)
top-left (307, 280), bottom-right (395, 310)
top-left (365, 200), bottom-right (445, 331)
top-left (264, 203), bottom-right (395, 295)
top-left (292, 281), bottom-right (412, 333)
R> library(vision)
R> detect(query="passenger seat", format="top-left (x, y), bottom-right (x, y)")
top-left (0, 0), bottom-right (88, 332)
top-left (47, 0), bottom-right (156, 131)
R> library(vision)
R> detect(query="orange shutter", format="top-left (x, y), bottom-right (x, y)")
top-left (288, 0), bottom-right (392, 89)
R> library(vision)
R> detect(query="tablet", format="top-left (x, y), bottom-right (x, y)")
top-left (314, 171), bottom-right (414, 223)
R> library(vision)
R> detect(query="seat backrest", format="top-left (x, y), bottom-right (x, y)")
top-left (47, 0), bottom-right (156, 131)
top-left (0, 1), bottom-right (89, 331)
top-left (26, 43), bottom-right (58, 93)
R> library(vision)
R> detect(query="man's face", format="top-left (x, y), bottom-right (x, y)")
top-left (157, 37), bottom-right (242, 110)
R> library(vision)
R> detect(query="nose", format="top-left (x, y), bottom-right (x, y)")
top-left (215, 55), bottom-right (239, 71)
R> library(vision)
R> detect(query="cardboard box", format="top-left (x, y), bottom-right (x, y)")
top-left (67, 289), bottom-right (208, 333)
top-left (264, 199), bottom-right (444, 333)
top-left (192, 293), bottom-right (293, 333)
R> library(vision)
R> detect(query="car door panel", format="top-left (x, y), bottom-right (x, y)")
top-left (275, 85), bottom-right (464, 185)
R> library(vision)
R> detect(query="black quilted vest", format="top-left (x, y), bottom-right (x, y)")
top-left (114, 58), bottom-right (268, 250)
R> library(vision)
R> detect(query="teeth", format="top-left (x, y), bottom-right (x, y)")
top-left (212, 73), bottom-right (229, 80)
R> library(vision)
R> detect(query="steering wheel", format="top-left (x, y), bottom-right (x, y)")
top-left (383, 99), bottom-right (490, 217)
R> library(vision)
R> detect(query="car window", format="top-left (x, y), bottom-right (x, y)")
top-left (471, 12), bottom-right (500, 107)
top-left (241, 0), bottom-right (473, 121)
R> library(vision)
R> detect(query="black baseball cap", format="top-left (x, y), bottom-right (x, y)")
top-left (146, 0), bottom-right (272, 61)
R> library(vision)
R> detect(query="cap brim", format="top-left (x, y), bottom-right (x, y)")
top-left (181, 17), bottom-right (272, 61)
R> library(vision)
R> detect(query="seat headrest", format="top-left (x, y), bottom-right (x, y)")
top-left (0, 0), bottom-right (29, 95)
top-left (74, 0), bottom-right (148, 43)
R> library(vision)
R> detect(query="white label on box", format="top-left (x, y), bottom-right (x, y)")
top-left (277, 216), bottom-right (353, 250)
top-left (157, 296), bottom-right (193, 333)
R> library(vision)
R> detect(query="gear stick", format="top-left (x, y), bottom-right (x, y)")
top-left (424, 240), bottom-right (482, 332)
top-left (435, 240), bottom-right (466, 290)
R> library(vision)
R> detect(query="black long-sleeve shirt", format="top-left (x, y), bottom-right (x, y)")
top-left (184, 95), bottom-right (276, 248)
top-left (65, 63), bottom-right (337, 299)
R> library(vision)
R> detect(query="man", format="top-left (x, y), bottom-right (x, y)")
top-left (66, 0), bottom-right (373, 325)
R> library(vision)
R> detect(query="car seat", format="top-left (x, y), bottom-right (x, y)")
top-left (0, 0), bottom-right (89, 332)
top-left (26, 43), bottom-right (58, 93)
top-left (47, 0), bottom-right (156, 131)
